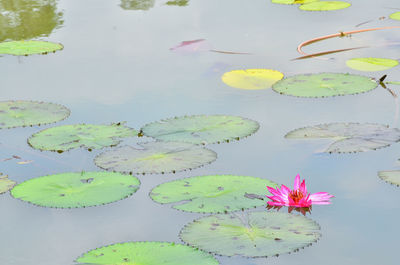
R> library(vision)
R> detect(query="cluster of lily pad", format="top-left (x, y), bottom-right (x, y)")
top-left (0, 99), bottom-right (326, 262)
top-left (3, 3), bottom-right (400, 265)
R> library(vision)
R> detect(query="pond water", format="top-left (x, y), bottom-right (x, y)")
top-left (1, 0), bottom-right (400, 264)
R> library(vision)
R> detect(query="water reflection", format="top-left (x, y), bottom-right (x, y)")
top-left (266, 205), bottom-right (312, 216)
top-left (0, 0), bottom-right (63, 41)
top-left (166, 0), bottom-right (189, 6)
top-left (120, 0), bottom-right (155, 10)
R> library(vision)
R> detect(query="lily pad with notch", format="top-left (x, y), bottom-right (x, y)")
top-left (180, 211), bottom-right (321, 258)
top-left (272, 73), bottom-right (377, 97)
top-left (285, 123), bottom-right (400, 153)
top-left (10, 171), bottom-right (140, 208)
top-left (75, 241), bottom-right (219, 265)
top-left (346, 58), bottom-right (399, 72)
top-left (150, 175), bottom-right (277, 213)
top-left (141, 115), bottom-right (259, 145)
top-left (378, 171), bottom-right (400, 187)
top-left (28, 123), bottom-right (137, 152)
top-left (299, 1), bottom-right (351, 11)
top-left (221, 69), bottom-right (284, 90)
top-left (94, 142), bottom-right (217, 175)
top-left (0, 100), bottom-right (70, 129)
top-left (0, 173), bottom-right (16, 194)
top-left (0, 40), bottom-right (63, 56)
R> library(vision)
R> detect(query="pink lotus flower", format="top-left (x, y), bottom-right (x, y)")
top-left (266, 174), bottom-right (333, 208)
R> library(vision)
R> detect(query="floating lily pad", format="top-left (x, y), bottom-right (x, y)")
top-left (166, 0), bottom-right (189, 6)
top-left (378, 171), bottom-right (400, 186)
top-left (386, 81), bottom-right (400, 86)
top-left (180, 211), bottom-right (320, 258)
top-left (285, 123), bottom-right (400, 153)
top-left (0, 100), bottom-right (70, 129)
top-left (0, 174), bottom-right (16, 194)
top-left (120, 0), bottom-right (155, 10)
top-left (150, 175), bottom-right (277, 213)
top-left (28, 123), bottom-right (137, 152)
top-left (94, 142), bottom-right (217, 175)
top-left (75, 241), bottom-right (219, 265)
top-left (271, 0), bottom-right (318, 4)
top-left (221, 69), bottom-right (284, 90)
top-left (346, 58), bottom-right (399, 72)
top-left (141, 115), bottom-right (259, 145)
top-left (272, 73), bottom-right (377, 97)
top-left (11, 171), bottom-right (140, 208)
top-left (389, 12), bottom-right (400, 21)
top-left (0, 40), bottom-right (63, 56)
top-left (299, 1), bottom-right (351, 11)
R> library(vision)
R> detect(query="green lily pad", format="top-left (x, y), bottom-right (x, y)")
top-left (0, 40), bottom-right (63, 56)
top-left (141, 115), bottom-right (259, 145)
top-left (180, 211), bottom-right (321, 258)
top-left (166, 0), bottom-right (189, 6)
top-left (11, 171), bottom-right (140, 208)
top-left (94, 142), bottom-right (217, 175)
top-left (378, 171), bottom-right (400, 186)
top-left (389, 12), bottom-right (400, 21)
top-left (28, 123), bottom-right (137, 152)
top-left (75, 241), bottom-right (219, 265)
top-left (386, 81), bottom-right (400, 86)
top-left (0, 174), bottom-right (16, 194)
top-left (150, 175), bottom-right (277, 213)
top-left (285, 123), bottom-right (400, 153)
top-left (346, 58), bottom-right (399, 72)
top-left (271, 0), bottom-right (318, 4)
top-left (120, 0), bottom-right (155, 10)
top-left (0, 100), bottom-right (70, 129)
top-left (221, 69), bottom-right (284, 90)
top-left (299, 1), bottom-right (351, 11)
top-left (272, 73), bottom-right (377, 97)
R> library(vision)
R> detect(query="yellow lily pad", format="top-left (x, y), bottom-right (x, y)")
top-left (222, 69), bottom-right (284, 90)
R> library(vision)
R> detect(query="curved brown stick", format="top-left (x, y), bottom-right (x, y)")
top-left (297, 26), bottom-right (400, 56)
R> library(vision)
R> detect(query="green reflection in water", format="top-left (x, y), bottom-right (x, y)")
top-left (166, 0), bottom-right (189, 6)
top-left (0, 0), bottom-right (63, 41)
top-left (120, 0), bottom-right (155, 10)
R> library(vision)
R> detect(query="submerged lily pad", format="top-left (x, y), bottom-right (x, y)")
top-left (75, 241), bottom-right (219, 265)
top-left (11, 171), bottom-right (140, 208)
top-left (150, 175), bottom-right (277, 213)
top-left (0, 174), bottom-right (16, 194)
top-left (28, 123), bottom-right (137, 152)
top-left (378, 171), bottom-right (400, 186)
top-left (221, 69), bottom-right (284, 90)
top-left (0, 40), bottom-right (63, 56)
top-left (389, 12), bottom-right (400, 21)
top-left (346, 58), bottom-right (399, 72)
top-left (0, 100), bottom-right (70, 129)
top-left (271, 0), bottom-right (318, 4)
top-left (180, 211), bottom-right (320, 258)
top-left (272, 73), bottom-right (377, 97)
top-left (299, 1), bottom-right (351, 11)
top-left (94, 142), bottom-right (217, 175)
top-left (285, 123), bottom-right (400, 153)
top-left (141, 115), bottom-right (259, 145)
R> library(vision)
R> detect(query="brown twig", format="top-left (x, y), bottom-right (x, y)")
top-left (297, 26), bottom-right (400, 57)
